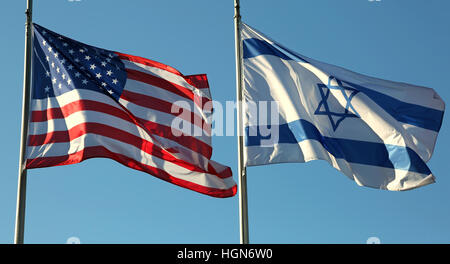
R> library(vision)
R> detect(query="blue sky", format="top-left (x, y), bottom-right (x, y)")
top-left (0, 0), bottom-right (449, 244)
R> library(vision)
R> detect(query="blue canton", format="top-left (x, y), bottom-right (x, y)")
top-left (32, 24), bottom-right (127, 101)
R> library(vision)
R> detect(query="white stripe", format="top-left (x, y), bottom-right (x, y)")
top-left (29, 116), bottom-right (62, 135)
top-left (401, 123), bottom-right (438, 163)
top-left (243, 55), bottom-right (437, 161)
top-left (31, 89), bottom-right (117, 111)
top-left (245, 140), bottom-right (433, 191)
top-left (124, 78), bottom-right (210, 121)
top-left (30, 110), bottom-right (150, 139)
top-left (27, 134), bottom-right (234, 190)
top-left (29, 107), bottom-right (211, 152)
top-left (302, 58), bottom-right (445, 111)
top-left (29, 108), bottom-right (212, 164)
top-left (118, 97), bottom-right (212, 139)
top-left (241, 23), bottom-right (444, 111)
top-left (350, 162), bottom-right (434, 191)
top-left (30, 88), bottom-right (211, 144)
top-left (151, 133), bottom-right (211, 166)
top-left (122, 60), bottom-right (211, 99)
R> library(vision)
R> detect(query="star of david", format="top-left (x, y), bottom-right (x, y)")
top-left (314, 76), bottom-right (360, 131)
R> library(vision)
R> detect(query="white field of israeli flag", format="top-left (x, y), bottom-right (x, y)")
top-left (241, 23), bottom-right (445, 191)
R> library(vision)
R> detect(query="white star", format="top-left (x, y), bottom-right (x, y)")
top-left (101, 61), bottom-right (107, 67)
top-left (108, 53), bottom-right (114, 58)
top-left (61, 73), bottom-right (66, 80)
top-left (90, 64), bottom-right (96, 70)
top-left (67, 79), bottom-right (72, 85)
top-left (54, 52), bottom-right (58, 58)
top-left (68, 49), bottom-right (74, 54)
top-left (79, 49), bottom-right (85, 53)
top-left (112, 79), bottom-right (118, 85)
top-left (46, 56), bottom-right (50, 62)
top-left (42, 30), bottom-right (47, 35)
top-left (107, 89), bottom-right (114, 94)
top-left (63, 42), bottom-right (68, 47)
top-left (48, 47), bottom-right (52, 52)
top-left (44, 86), bottom-right (50, 93)
top-left (68, 65), bottom-right (74, 70)
top-left (52, 77), bottom-right (57, 84)
top-left (82, 79), bottom-right (88, 85)
top-left (101, 82), bottom-right (107, 87)
top-left (85, 55), bottom-right (91, 61)
top-left (58, 83), bottom-right (62, 89)
top-left (75, 72), bottom-right (81, 78)
top-left (56, 67), bottom-right (60, 73)
top-left (106, 70), bottom-right (113, 76)
top-left (106, 58), bottom-right (111, 63)
top-left (45, 71), bottom-right (50, 77)
top-left (58, 36), bottom-right (63, 40)
top-left (74, 58), bottom-right (80, 63)
top-left (60, 59), bottom-right (66, 64)
top-left (96, 73), bottom-right (102, 79)
top-left (42, 40), bottom-right (46, 46)
top-left (51, 62), bottom-right (55, 68)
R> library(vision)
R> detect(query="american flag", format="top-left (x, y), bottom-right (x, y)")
top-left (27, 24), bottom-right (236, 198)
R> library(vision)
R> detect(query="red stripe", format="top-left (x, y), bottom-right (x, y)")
top-left (116, 52), bottom-right (183, 77)
top-left (184, 74), bottom-right (209, 89)
top-left (126, 69), bottom-right (211, 108)
top-left (28, 122), bottom-right (227, 178)
top-left (117, 52), bottom-right (211, 90)
top-left (31, 99), bottom-right (212, 157)
top-left (136, 117), bottom-right (212, 159)
top-left (31, 99), bottom-right (129, 122)
top-left (26, 146), bottom-right (237, 198)
top-left (120, 90), bottom-right (211, 135)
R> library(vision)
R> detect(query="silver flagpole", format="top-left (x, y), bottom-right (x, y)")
top-left (15, 0), bottom-right (33, 244)
top-left (234, 0), bottom-right (249, 244)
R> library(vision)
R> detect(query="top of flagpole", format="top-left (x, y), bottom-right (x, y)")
top-left (25, 0), bottom-right (32, 24)
top-left (234, 0), bottom-right (241, 20)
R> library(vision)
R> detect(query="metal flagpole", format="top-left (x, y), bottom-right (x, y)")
top-left (15, 0), bottom-right (33, 244)
top-left (234, 0), bottom-right (249, 244)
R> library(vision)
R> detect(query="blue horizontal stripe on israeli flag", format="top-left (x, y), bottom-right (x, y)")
top-left (243, 37), bottom-right (444, 132)
top-left (243, 38), bottom-right (293, 61)
top-left (243, 37), bottom-right (309, 63)
top-left (341, 80), bottom-right (444, 132)
top-left (245, 119), bottom-right (431, 175)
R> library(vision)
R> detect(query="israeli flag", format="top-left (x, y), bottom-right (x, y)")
top-left (241, 23), bottom-right (445, 190)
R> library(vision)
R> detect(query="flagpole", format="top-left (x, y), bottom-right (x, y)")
top-left (15, 0), bottom-right (33, 244)
top-left (234, 0), bottom-right (249, 244)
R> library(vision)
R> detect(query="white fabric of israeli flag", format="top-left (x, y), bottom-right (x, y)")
top-left (241, 22), bottom-right (445, 190)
